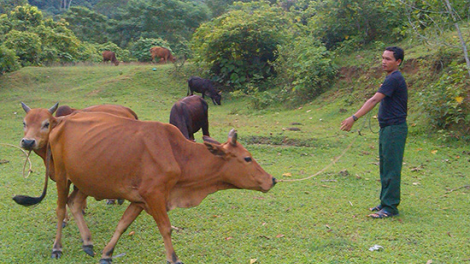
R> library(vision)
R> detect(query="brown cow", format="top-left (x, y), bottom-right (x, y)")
top-left (169, 95), bottom-right (209, 141)
top-left (15, 103), bottom-right (138, 209)
top-left (102, 51), bottom-right (119, 66)
top-left (29, 111), bottom-right (275, 263)
top-left (150, 46), bottom-right (176, 63)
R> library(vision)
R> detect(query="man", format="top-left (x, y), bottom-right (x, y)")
top-left (340, 46), bottom-right (408, 219)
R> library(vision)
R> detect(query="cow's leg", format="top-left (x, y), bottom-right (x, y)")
top-left (52, 178), bottom-right (70, 259)
top-left (145, 193), bottom-right (182, 264)
top-left (99, 202), bottom-right (144, 264)
top-left (67, 189), bottom-right (94, 257)
top-left (202, 121), bottom-right (209, 137)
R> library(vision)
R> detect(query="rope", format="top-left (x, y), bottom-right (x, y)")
top-left (277, 114), bottom-right (371, 183)
top-left (0, 143), bottom-right (33, 178)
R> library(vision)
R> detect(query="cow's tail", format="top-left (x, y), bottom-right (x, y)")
top-left (13, 168), bottom-right (48, 206)
top-left (12, 144), bottom-right (51, 206)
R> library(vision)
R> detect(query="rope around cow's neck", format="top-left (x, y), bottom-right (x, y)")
top-left (0, 143), bottom-right (33, 178)
top-left (277, 114), bottom-right (370, 183)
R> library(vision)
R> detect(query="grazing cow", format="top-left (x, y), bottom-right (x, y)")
top-left (15, 103), bottom-right (138, 208)
top-left (187, 76), bottom-right (222, 105)
top-left (169, 95), bottom-right (209, 141)
top-left (22, 111), bottom-right (276, 263)
top-left (102, 51), bottom-right (119, 66)
top-left (149, 46), bottom-right (176, 63)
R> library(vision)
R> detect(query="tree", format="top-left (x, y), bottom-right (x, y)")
top-left (109, 0), bottom-right (210, 48)
top-left (191, 1), bottom-right (291, 89)
top-left (302, 0), bottom-right (407, 50)
top-left (58, 6), bottom-right (111, 44)
top-left (401, 0), bottom-right (470, 77)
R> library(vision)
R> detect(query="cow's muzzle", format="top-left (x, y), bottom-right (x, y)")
top-left (272, 177), bottom-right (277, 187)
top-left (20, 139), bottom-right (36, 150)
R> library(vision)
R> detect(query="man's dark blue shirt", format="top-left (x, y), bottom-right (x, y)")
top-left (377, 70), bottom-right (408, 128)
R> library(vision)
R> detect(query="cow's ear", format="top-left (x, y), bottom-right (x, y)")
top-left (204, 142), bottom-right (226, 157)
top-left (203, 135), bottom-right (221, 145)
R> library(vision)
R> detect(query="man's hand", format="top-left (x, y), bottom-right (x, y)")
top-left (340, 116), bottom-right (355, 131)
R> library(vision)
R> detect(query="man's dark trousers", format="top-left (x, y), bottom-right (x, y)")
top-left (379, 122), bottom-right (408, 215)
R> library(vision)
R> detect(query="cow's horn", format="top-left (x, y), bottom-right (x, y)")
top-left (21, 102), bottom-right (31, 113)
top-left (228, 129), bottom-right (237, 145)
top-left (48, 102), bottom-right (59, 114)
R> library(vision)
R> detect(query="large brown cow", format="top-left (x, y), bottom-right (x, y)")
top-left (150, 46), bottom-right (176, 63)
top-left (102, 51), bottom-right (119, 66)
top-left (31, 111), bottom-right (275, 263)
top-left (15, 104), bottom-right (138, 207)
top-left (169, 95), bottom-right (209, 141)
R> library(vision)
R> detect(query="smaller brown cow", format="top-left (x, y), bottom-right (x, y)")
top-left (150, 46), bottom-right (176, 63)
top-left (169, 95), bottom-right (209, 141)
top-left (102, 51), bottom-right (119, 66)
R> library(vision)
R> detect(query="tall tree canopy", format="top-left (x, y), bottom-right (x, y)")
top-left (109, 0), bottom-right (211, 48)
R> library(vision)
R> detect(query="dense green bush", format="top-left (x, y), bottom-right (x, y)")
top-left (191, 1), bottom-right (291, 90)
top-left (275, 36), bottom-right (337, 104)
top-left (3, 30), bottom-right (41, 66)
top-left (302, 0), bottom-right (407, 50)
top-left (418, 62), bottom-right (469, 132)
top-left (0, 45), bottom-right (20, 74)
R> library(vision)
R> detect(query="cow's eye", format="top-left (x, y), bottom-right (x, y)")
top-left (244, 157), bottom-right (252, 162)
top-left (43, 122), bottom-right (50, 129)
top-left (23, 121), bottom-right (26, 128)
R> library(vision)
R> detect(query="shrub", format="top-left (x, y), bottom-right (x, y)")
top-left (0, 45), bottom-right (20, 75)
top-left (275, 36), bottom-right (337, 104)
top-left (418, 62), bottom-right (469, 132)
top-left (3, 30), bottom-right (41, 66)
top-left (191, 1), bottom-right (291, 90)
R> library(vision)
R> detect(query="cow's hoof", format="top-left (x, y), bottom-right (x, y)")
top-left (117, 199), bottom-right (124, 205)
top-left (99, 258), bottom-right (112, 264)
top-left (51, 250), bottom-right (62, 259)
top-left (82, 245), bottom-right (95, 257)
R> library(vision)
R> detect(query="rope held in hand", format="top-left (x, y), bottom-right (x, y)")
top-left (0, 143), bottom-right (33, 178)
top-left (277, 114), bottom-right (371, 183)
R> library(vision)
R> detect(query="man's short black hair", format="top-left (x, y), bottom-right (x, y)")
top-left (385, 46), bottom-right (404, 64)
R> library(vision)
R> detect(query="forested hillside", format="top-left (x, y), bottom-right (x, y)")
top-left (0, 0), bottom-right (469, 139)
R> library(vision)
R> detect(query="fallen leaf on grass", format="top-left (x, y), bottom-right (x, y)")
top-left (225, 237), bottom-right (233, 240)
top-left (276, 234), bottom-right (284, 238)
top-left (0, 160), bottom-right (9, 164)
top-left (431, 150), bottom-right (438, 154)
top-left (250, 259), bottom-right (258, 264)
top-left (426, 260), bottom-right (433, 264)
top-left (282, 172), bottom-right (292, 177)
top-left (128, 231), bottom-right (135, 236)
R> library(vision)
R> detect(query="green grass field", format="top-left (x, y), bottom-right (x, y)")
top-left (0, 63), bottom-right (469, 263)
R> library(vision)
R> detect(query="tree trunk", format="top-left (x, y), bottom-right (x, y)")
top-left (443, 0), bottom-right (470, 78)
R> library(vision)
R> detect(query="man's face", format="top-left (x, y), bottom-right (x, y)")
top-left (382, 50), bottom-right (401, 73)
